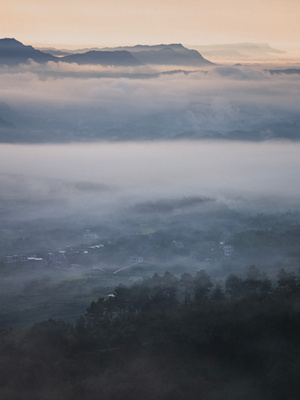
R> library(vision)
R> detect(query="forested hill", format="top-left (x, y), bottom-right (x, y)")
top-left (1, 267), bottom-right (300, 399)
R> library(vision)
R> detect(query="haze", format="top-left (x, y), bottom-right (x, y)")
top-left (1, 62), bottom-right (300, 142)
top-left (1, 0), bottom-right (300, 396)
top-left (1, 0), bottom-right (300, 49)
top-left (1, 141), bottom-right (300, 212)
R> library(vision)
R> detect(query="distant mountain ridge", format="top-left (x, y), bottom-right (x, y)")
top-left (96, 43), bottom-right (214, 66)
top-left (62, 50), bottom-right (143, 66)
top-left (0, 38), bottom-right (57, 65)
top-left (195, 42), bottom-right (285, 59)
top-left (0, 38), bottom-right (213, 67)
top-left (102, 43), bottom-right (188, 52)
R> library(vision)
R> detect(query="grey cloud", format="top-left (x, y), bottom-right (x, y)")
top-left (1, 141), bottom-right (300, 200)
top-left (0, 63), bottom-right (299, 141)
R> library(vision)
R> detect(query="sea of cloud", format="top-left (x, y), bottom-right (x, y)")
top-left (0, 61), bottom-right (299, 218)
top-left (0, 140), bottom-right (300, 218)
top-left (0, 61), bottom-right (299, 138)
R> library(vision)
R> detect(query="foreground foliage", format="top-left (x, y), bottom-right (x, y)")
top-left (1, 267), bottom-right (300, 399)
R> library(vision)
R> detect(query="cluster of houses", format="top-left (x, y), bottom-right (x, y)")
top-left (3, 226), bottom-right (234, 269)
top-left (4, 254), bottom-right (45, 266)
top-left (3, 229), bottom-right (104, 268)
top-left (129, 255), bottom-right (144, 263)
top-left (82, 230), bottom-right (100, 240)
top-left (220, 242), bottom-right (234, 256)
top-left (3, 246), bottom-right (97, 268)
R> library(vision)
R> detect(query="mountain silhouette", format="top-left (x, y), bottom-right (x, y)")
top-left (197, 42), bottom-right (285, 59)
top-left (101, 43), bottom-right (213, 66)
top-left (136, 47), bottom-right (213, 66)
top-left (0, 38), bottom-right (57, 65)
top-left (0, 39), bottom-right (213, 68)
top-left (61, 50), bottom-right (143, 66)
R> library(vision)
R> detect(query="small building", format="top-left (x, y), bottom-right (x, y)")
top-left (5, 255), bottom-right (19, 264)
top-left (4, 254), bottom-right (38, 264)
top-left (129, 256), bottom-right (144, 263)
top-left (27, 257), bottom-right (45, 267)
top-left (172, 240), bottom-right (184, 249)
top-left (82, 230), bottom-right (100, 240)
top-left (223, 245), bottom-right (233, 257)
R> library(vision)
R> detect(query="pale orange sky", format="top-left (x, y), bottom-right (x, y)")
top-left (1, 0), bottom-right (299, 48)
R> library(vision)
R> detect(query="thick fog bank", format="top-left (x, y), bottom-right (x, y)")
top-left (0, 141), bottom-right (300, 212)
top-left (0, 63), bottom-right (300, 141)
top-left (1, 140), bottom-right (300, 329)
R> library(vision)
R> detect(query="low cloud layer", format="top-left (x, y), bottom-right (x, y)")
top-left (0, 62), bottom-right (299, 141)
top-left (0, 61), bottom-right (300, 215)
top-left (0, 141), bottom-right (300, 217)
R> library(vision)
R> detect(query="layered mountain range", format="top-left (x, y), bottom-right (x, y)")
top-left (195, 42), bottom-right (285, 59)
top-left (0, 38), bottom-right (298, 144)
top-left (0, 38), bottom-right (57, 65)
top-left (0, 38), bottom-right (213, 67)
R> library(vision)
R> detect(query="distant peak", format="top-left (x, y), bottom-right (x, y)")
top-left (0, 38), bottom-right (25, 47)
top-left (1, 38), bottom-right (22, 43)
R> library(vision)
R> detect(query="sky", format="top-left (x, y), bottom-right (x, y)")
top-left (1, 0), bottom-right (299, 48)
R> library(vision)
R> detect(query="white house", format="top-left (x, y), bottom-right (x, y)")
top-left (129, 256), bottom-right (144, 263)
top-left (82, 230), bottom-right (100, 240)
top-left (223, 245), bottom-right (233, 256)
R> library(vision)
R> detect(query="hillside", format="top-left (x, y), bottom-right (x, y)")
top-left (0, 38), bottom-right (57, 65)
top-left (62, 50), bottom-right (143, 66)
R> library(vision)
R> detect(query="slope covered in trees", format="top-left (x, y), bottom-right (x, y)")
top-left (1, 267), bottom-right (300, 399)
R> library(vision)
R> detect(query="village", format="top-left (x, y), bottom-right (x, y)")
top-left (0, 201), bottom-right (299, 333)
top-left (3, 228), bottom-right (234, 273)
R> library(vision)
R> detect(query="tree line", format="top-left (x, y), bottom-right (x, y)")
top-left (1, 266), bottom-right (300, 399)
top-left (85, 266), bottom-right (300, 324)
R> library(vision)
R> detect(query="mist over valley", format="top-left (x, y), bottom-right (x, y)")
top-left (0, 39), bottom-right (300, 142)
top-left (1, 38), bottom-right (300, 328)
top-left (1, 139), bottom-right (300, 329)
top-left (1, 36), bottom-right (300, 400)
